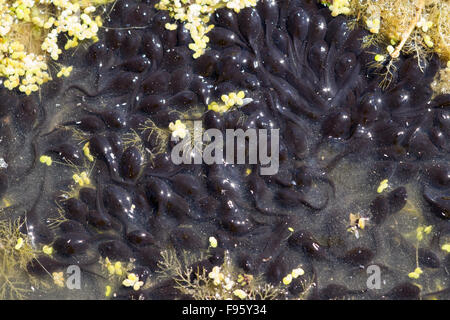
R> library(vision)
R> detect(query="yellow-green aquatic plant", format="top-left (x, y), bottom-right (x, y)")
top-left (156, 249), bottom-right (293, 300)
top-left (323, 0), bottom-right (449, 61)
top-left (431, 61), bottom-right (450, 94)
top-left (322, 0), bottom-right (450, 91)
top-left (155, 0), bottom-right (258, 59)
top-left (0, 0), bottom-right (113, 94)
top-left (0, 218), bottom-right (38, 299)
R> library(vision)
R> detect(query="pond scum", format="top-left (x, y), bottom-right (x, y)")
top-left (0, 0), bottom-right (449, 300)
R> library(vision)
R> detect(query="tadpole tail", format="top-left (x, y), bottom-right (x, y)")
top-left (66, 84), bottom-right (99, 98)
top-left (95, 176), bottom-right (128, 238)
top-left (9, 134), bottom-right (40, 179)
top-left (298, 193), bottom-right (329, 211)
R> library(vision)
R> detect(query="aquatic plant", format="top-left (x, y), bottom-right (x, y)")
top-left (431, 61), bottom-right (450, 94)
top-left (208, 91), bottom-right (252, 114)
top-left (0, 0), bottom-right (113, 94)
top-left (0, 218), bottom-right (38, 299)
top-left (156, 249), bottom-right (289, 300)
top-left (322, 0), bottom-right (449, 90)
top-left (99, 256), bottom-right (140, 297)
top-left (155, 0), bottom-right (258, 58)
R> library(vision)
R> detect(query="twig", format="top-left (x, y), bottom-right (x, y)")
top-left (390, 0), bottom-right (425, 58)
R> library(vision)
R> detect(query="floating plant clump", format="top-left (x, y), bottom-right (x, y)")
top-left (0, 0), bottom-right (114, 95)
top-left (0, 0), bottom-right (449, 301)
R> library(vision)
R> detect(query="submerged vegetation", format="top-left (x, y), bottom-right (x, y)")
top-left (0, 218), bottom-right (40, 299)
top-left (156, 249), bottom-right (297, 300)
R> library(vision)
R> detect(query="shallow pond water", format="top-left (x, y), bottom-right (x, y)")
top-left (0, 0), bottom-right (449, 300)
